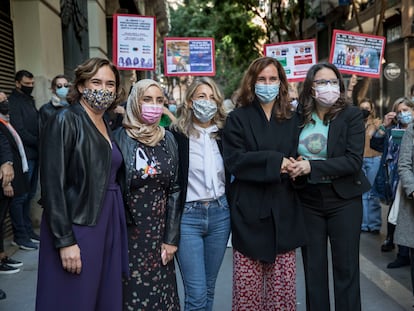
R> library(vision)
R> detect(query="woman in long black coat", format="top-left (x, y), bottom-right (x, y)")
top-left (223, 57), bottom-right (306, 310)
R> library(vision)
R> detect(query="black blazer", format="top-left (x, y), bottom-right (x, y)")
top-left (303, 105), bottom-right (370, 198)
top-left (222, 102), bottom-right (306, 263)
top-left (171, 129), bottom-right (231, 209)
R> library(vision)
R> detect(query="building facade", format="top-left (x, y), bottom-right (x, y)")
top-left (303, 0), bottom-right (414, 114)
top-left (0, 0), bottom-right (170, 237)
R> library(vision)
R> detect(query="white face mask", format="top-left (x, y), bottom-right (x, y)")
top-left (192, 99), bottom-right (217, 123)
top-left (313, 84), bottom-right (340, 107)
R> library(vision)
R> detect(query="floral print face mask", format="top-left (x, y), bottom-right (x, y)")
top-left (82, 88), bottom-right (116, 111)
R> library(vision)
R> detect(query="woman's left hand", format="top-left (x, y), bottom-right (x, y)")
top-left (161, 243), bottom-right (177, 265)
top-left (287, 159), bottom-right (311, 179)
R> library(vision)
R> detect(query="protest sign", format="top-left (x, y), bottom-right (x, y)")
top-left (329, 30), bottom-right (386, 78)
top-left (164, 37), bottom-right (215, 76)
top-left (113, 14), bottom-right (155, 70)
top-left (264, 39), bottom-right (317, 82)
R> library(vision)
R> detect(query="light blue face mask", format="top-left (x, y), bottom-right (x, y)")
top-left (255, 83), bottom-right (280, 104)
top-left (56, 87), bottom-right (69, 99)
top-left (397, 111), bottom-right (413, 125)
top-left (168, 104), bottom-right (177, 114)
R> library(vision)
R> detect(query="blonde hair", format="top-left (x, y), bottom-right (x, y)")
top-left (123, 79), bottom-right (165, 146)
top-left (171, 77), bottom-right (226, 138)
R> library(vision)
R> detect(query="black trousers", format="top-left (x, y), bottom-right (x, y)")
top-left (0, 196), bottom-right (11, 253)
top-left (300, 183), bottom-right (362, 311)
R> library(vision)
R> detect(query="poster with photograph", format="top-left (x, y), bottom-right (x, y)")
top-left (264, 39), bottom-right (317, 82)
top-left (164, 37), bottom-right (215, 76)
top-left (329, 30), bottom-right (386, 78)
top-left (113, 14), bottom-right (155, 71)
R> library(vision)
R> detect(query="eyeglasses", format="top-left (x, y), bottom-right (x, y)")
top-left (56, 84), bottom-right (69, 89)
top-left (313, 79), bottom-right (340, 87)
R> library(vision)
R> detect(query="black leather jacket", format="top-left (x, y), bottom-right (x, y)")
top-left (40, 102), bottom-right (114, 248)
top-left (114, 128), bottom-right (182, 246)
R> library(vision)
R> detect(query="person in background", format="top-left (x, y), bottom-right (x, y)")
top-left (171, 77), bottom-right (230, 311)
top-left (358, 98), bottom-right (382, 234)
top-left (411, 85), bottom-right (414, 102)
top-left (159, 95), bottom-right (177, 128)
top-left (394, 98), bottom-right (414, 304)
top-left (222, 99), bottom-right (235, 114)
top-left (8, 70), bottom-right (39, 250)
top-left (288, 62), bottom-right (369, 311)
top-left (36, 57), bottom-right (129, 311)
top-left (39, 74), bottom-right (70, 131)
top-left (223, 57), bottom-right (306, 310)
top-left (375, 97), bottom-right (414, 269)
top-left (0, 91), bottom-right (29, 273)
top-left (346, 74), bottom-right (358, 100)
top-left (288, 82), bottom-right (299, 111)
top-left (0, 128), bottom-right (13, 301)
top-left (114, 79), bottom-right (181, 310)
top-left (0, 91), bottom-right (30, 299)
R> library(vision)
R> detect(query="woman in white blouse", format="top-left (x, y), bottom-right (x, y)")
top-left (170, 77), bottom-right (230, 311)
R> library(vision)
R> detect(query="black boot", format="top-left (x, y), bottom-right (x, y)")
top-left (387, 254), bottom-right (410, 268)
top-left (381, 222), bottom-right (395, 252)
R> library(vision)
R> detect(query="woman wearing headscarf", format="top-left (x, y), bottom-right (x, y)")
top-left (114, 79), bottom-right (181, 311)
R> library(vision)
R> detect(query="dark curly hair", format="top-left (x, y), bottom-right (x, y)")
top-left (299, 62), bottom-right (349, 126)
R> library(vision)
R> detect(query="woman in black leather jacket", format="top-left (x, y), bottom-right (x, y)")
top-left (113, 79), bottom-right (181, 311)
top-left (36, 57), bottom-right (128, 311)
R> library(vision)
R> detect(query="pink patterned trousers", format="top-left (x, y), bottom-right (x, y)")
top-left (232, 249), bottom-right (296, 311)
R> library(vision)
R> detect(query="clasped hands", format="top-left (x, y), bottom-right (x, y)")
top-left (281, 156), bottom-right (311, 179)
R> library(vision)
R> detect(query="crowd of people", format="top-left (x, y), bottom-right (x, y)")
top-left (1, 55), bottom-right (414, 310)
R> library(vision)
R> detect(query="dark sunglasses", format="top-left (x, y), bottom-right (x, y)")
top-left (56, 84), bottom-right (69, 89)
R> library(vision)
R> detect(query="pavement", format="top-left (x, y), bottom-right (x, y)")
top-left (1, 208), bottom-right (414, 310)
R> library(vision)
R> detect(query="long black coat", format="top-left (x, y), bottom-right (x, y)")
top-left (223, 102), bottom-right (306, 263)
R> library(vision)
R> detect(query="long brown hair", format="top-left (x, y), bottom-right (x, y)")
top-left (235, 56), bottom-right (292, 120)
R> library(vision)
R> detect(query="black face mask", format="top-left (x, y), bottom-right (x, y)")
top-left (0, 100), bottom-right (9, 115)
top-left (361, 109), bottom-right (370, 119)
top-left (20, 85), bottom-right (34, 96)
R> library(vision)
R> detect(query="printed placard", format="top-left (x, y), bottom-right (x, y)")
top-left (164, 37), bottom-right (215, 76)
top-left (329, 30), bottom-right (386, 78)
top-left (264, 39), bottom-right (317, 82)
top-left (113, 14), bottom-right (156, 71)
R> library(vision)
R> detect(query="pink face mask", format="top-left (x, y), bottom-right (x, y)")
top-left (141, 104), bottom-right (163, 124)
top-left (314, 85), bottom-right (340, 107)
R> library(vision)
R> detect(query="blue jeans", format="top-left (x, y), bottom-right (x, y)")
top-left (177, 195), bottom-right (231, 311)
top-left (9, 159), bottom-right (38, 241)
top-left (361, 156), bottom-right (382, 231)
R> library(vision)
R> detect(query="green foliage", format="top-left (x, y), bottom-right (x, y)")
top-left (169, 0), bottom-right (265, 97)
top-left (221, 0), bottom-right (315, 42)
